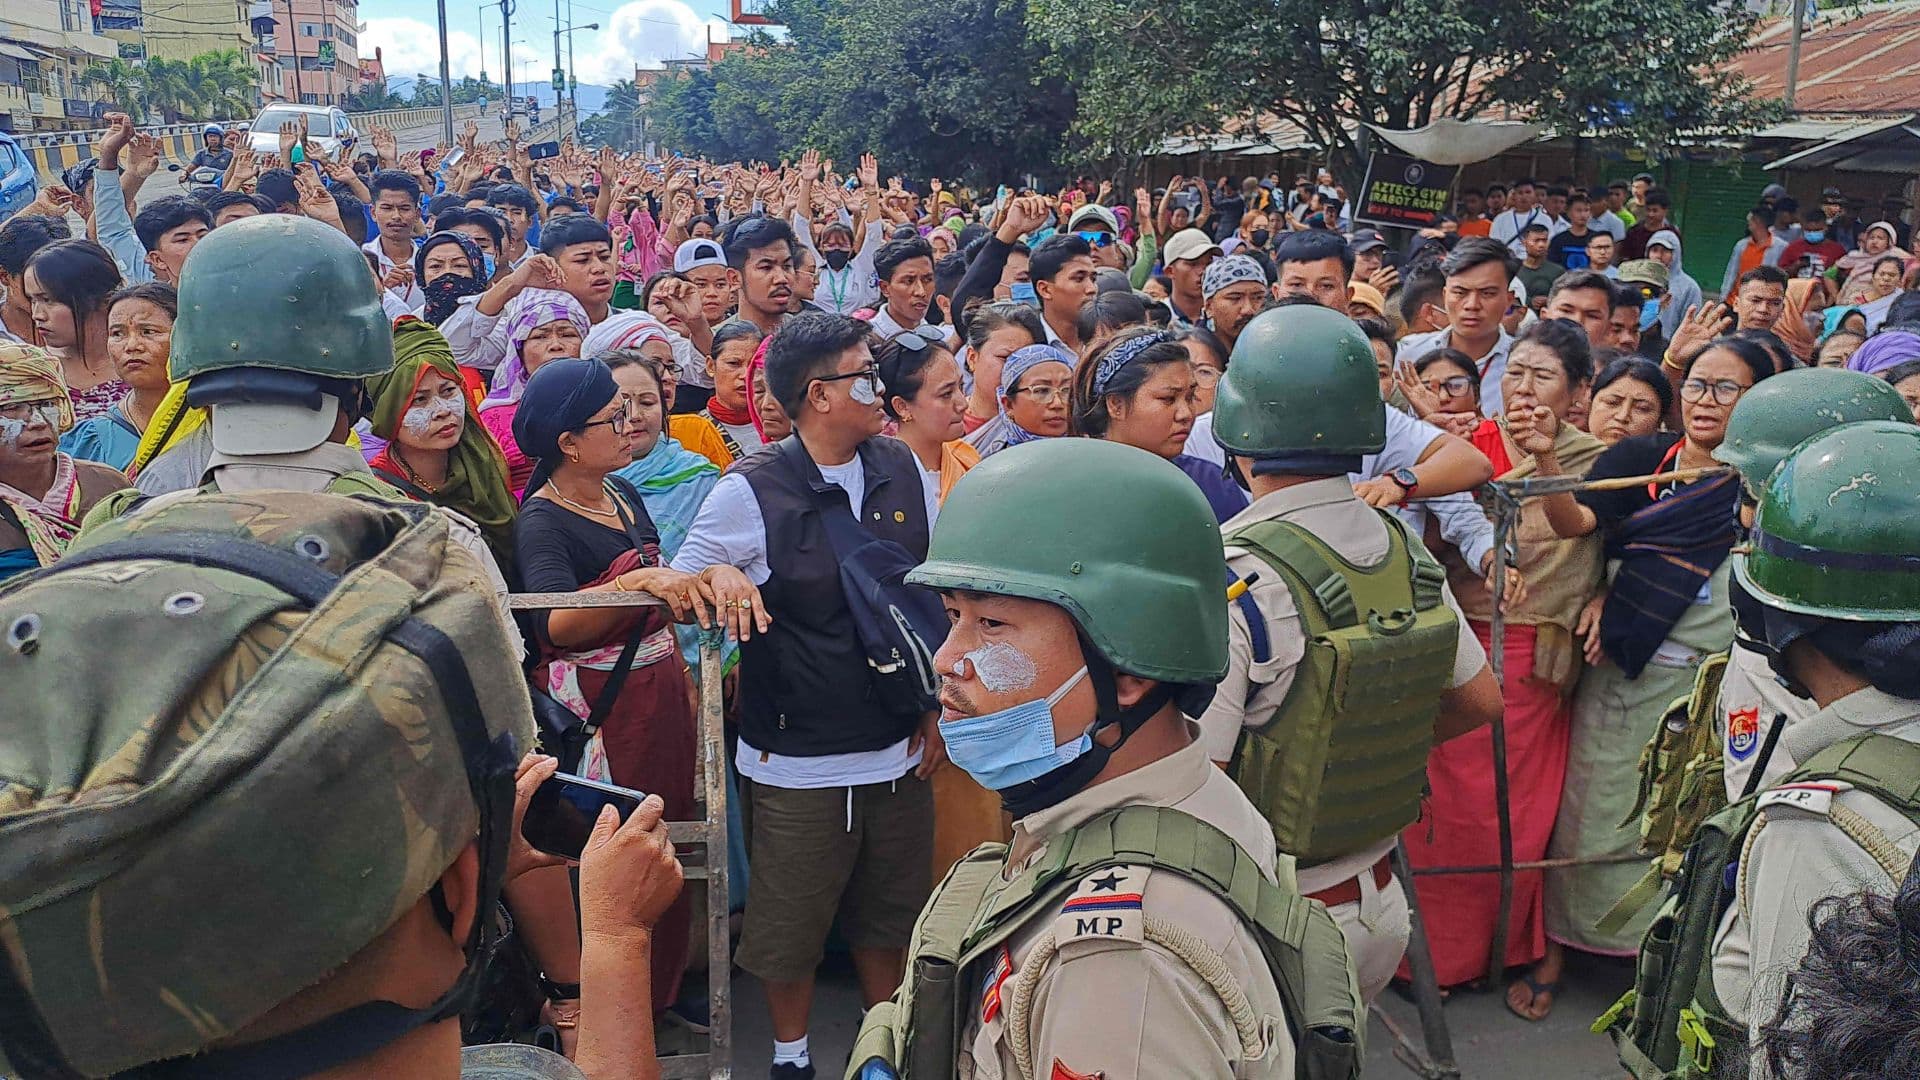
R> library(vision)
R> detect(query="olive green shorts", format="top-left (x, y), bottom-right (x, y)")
top-left (735, 772), bottom-right (935, 982)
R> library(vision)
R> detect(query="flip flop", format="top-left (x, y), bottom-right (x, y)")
top-left (1505, 973), bottom-right (1561, 1022)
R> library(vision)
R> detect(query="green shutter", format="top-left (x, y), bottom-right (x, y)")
top-left (1669, 160), bottom-right (1769, 298)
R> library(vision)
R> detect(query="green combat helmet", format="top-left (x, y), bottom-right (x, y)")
top-left (172, 213), bottom-right (395, 457)
top-left (1716, 368), bottom-right (1913, 498)
top-left (1211, 303), bottom-right (1386, 460)
top-left (0, 492), bottom-right (534, 1078)
top-left (908, 437), bottom-right (1227, 685)
top-left (1736, 419), bottom-right (1920, 621)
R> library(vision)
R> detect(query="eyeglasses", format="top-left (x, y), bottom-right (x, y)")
top-left (814, 364), bottom-right (883, 394)
top-left (1191, 366), bottom-right (1221, 387)
top-left (1012, 385), bottom-right (1069, 404)
top-left (893, 331), bottom-right (936, 353)
top-left (0, 399), bottom-right (61, 423)
top-left (1076, 230), bottom-right (1115, 249)
top-left (1680, 378), bottom-right (1748, 406)
top-left (578, 410), bottom-right (635, 435)
top-left (1426, 375), bottom-right (1475, 398)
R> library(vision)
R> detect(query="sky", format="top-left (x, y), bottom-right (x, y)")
top-left (362, 0), bottom-right (739, 91)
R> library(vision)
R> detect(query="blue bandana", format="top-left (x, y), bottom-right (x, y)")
top-left (1091, 331), bottom-right (1171, 396)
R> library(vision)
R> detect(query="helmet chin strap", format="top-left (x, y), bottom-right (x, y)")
top-left (998, 632), bottom-right (1175, 819)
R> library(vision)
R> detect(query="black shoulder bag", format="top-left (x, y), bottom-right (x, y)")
top-left (526, 477), bottom-right (664, 773)
top-left (793, 441), bottom-right (946, 719)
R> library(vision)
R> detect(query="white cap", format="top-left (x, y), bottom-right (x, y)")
top-left (673, 238), bottom-right (726, 273)
top-left (207, 395), bottom-right (342, 456)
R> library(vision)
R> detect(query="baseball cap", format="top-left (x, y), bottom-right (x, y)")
top-left (1163, 228), bottom-right (1223, 266)
top-left (1761, 183), bottom-right (1789, 202)
top-left (673, 237), bottom-right (726, 273)
top-left (1068, 202), bottom-right (1121, 235)
top-left (1821, 186), bottom-right (1845, 202)
top-left (1349, 228), bottom-right (1387, 253)
top-left (1618, 259), bottom-right (1670, 290)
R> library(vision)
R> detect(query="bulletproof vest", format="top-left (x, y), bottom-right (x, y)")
top-left (845, 805), bottom-right (1364, 1080)
top-left (1223, 512), bottom-right (1459, 865)
top-left (1598, 733), bottom-right (1920, 1080)
top-left (1596, 652), bottom-right (1730, 937)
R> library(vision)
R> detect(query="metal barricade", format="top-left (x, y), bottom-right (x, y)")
top-left (508, 590), bottom-right (732, 1079)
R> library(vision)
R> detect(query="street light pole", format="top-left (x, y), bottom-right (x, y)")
top-left (436, 0), bottom-right (454, 145)
top-left (282, 0), bottom-right (302, 103)
top-left (502, 0), bottom-right (515, 123)
top-left (565, 0), bottom-right (577, 138)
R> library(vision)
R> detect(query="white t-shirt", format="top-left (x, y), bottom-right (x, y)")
top-left (670, 450), bottom-right (938, 788)
top-left (1186, 405), bottom-right (1441, 480)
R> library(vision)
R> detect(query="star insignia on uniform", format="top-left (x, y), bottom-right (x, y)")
top-left (1088, 871), bottom-right (1124, 893)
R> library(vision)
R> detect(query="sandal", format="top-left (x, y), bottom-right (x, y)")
top-left (1505, 974), bottom-right (1560, 1022)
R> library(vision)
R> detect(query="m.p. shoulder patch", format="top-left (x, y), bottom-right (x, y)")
top-left (1054, 865), bottom-right (1147, 945)
top-left (1757, 780), bottom-right (1853, 817)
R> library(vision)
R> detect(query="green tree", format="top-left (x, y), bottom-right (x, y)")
top-left (81, 59), bottom-right (147, 117)
top-left (141, 58), bottom-right (202, 123)
top-left (1030, 0), bottom-right (1784, 173)
top-left (640, 0), bottom-right (1076, 183)
top-left (580, 78), bottom-right (644, 150)
top-left (184, 49), bottom-right (257, 120)
top-left (344, 76), bottom-right (404, 111)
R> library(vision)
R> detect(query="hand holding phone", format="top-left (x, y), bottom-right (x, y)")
top-left (578, 785), bottom-right (683, 936)
top-left (527, 141), bottom-right (562, 161)
top-left (521, 772), bottom-right (647, 859)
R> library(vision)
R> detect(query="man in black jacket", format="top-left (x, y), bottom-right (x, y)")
top-left (671, 313), bottom-right (943, 1080)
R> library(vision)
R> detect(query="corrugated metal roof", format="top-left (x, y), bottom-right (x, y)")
top-left (1734, 0), bottom-right (1920, 115)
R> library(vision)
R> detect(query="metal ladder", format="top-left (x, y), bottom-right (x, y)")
top-left (510, 590), bottom-right (732, 1078)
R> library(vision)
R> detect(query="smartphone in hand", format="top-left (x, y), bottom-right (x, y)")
top-left (521, 773), bottom-right (647, 859)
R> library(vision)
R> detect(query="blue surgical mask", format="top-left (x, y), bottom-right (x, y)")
top-left (482, 253), bottom-right (497, 279)
top-left (1639, 297), bottom-right (1661, 331)
top-left (1010, 282), bottom-right (1039, 307)
top-left (939, 667), bottom-right (1091, 791)
top-left (1804, 231), bottom-right (1825, 243)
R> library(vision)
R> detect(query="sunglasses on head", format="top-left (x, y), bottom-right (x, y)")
top-left (1076, 230), bottom-right (1115, 249)
top-left (893, 331), bottom-right (936, 353)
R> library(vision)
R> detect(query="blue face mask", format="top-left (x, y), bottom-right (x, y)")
top-left (1804, 231), bottom-right (1826, 243)
top-left (939, 667), bottom-right (1091, 791)
top-left (1009, 281), bottom-right (1039, 307)
top-left (1639, 297), bottom-right (1661, 331)
top-left (482, 253), bottom-right (497, 279)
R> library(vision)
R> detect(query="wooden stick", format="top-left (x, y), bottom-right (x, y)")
top-left (1494, 465), bottom-right (1731, 499)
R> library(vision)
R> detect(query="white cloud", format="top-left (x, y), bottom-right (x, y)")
top-left (365, 0), bottom-right (735, 91)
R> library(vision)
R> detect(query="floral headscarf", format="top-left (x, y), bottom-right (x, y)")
top-left (0, 343), bottom-right (75, 434)
top-left (413, 231), bottom-right (488, 326)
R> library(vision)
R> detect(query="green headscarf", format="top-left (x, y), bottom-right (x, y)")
top-left (366, 318), bottom-right (518, 566)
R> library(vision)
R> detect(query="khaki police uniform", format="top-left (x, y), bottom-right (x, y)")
top-left (1197, 478), bottom-right (1489, 1001)
top-left (1711, 687), bottom-right (1920, 1042)
top-left (1718, 640), bottom-right (1822, 802)
top-left (957, 729), bottom-right (1295, 1080)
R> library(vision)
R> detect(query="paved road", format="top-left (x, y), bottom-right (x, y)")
top-left (130, 112), bottom-right (520, 208)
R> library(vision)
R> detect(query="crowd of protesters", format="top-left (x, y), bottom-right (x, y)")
top-left (6, 105), bottom-right (1920, 1079)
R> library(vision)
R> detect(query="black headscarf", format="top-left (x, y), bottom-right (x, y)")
top-left (511, 357), bottom-right (619, 502)
top-left (414, 231), bottom-right (488, 326)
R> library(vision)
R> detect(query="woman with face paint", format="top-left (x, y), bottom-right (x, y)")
top-left (1072, 327), bottom-right (1247, 522)
top-left (364, 318), bottom-right (517, 569)
top-left (60, 283), bottom-right (175, 473)
top-left (963, 342), bottom-right (1074, 458)
top-left (477, 289), bottom-right (590, 498)
top-left (23, 239), bottom-right (126, 423)
top-left (0, 343), bottom-right (129, 583)
top-left (744, 334), bottom-right (793, 446)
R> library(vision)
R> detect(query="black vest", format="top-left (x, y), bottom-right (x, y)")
top-left (735, 435), bottom-right (932, 757)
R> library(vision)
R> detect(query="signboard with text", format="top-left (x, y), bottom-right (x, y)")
top-left (1356, 151), bottom-right (1458, 229)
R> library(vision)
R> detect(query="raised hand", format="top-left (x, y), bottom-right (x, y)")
top-left (126, 132), bottom-right (162, 179)
top-left (96, 112), bottom-right (134, 168)
top-left (798, 147), bottom-right (822, 183)
top-left (858, 153), bottom-right (879, 191)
